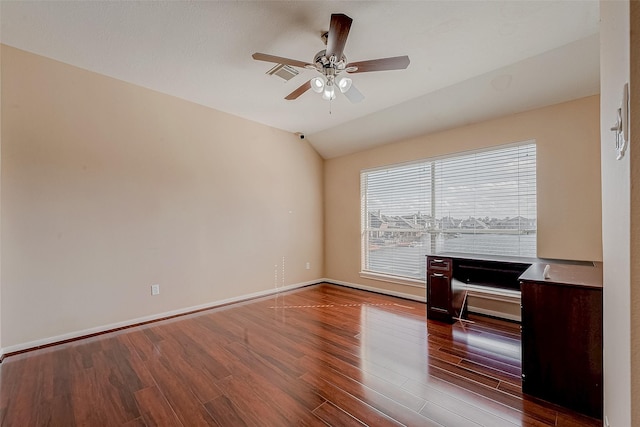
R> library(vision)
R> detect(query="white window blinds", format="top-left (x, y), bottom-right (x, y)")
top-left (361, 143), bottom-right (536, 281)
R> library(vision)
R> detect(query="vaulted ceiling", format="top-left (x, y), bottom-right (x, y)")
top-left (0, 1), bottom-right (600, 158)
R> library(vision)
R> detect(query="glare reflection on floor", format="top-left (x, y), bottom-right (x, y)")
top-left (452, 327), bottom-right (520, 359)
top-left (359, 304), bottom-right (430, 381)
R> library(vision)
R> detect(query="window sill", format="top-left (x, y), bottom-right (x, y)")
top-left (359, 271), bottom-right (425, 288)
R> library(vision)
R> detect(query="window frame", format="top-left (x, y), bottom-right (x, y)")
top-left (360, 141), bottom-right (537, 284)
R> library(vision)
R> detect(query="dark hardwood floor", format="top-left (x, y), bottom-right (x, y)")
top-left (0, 283), bottom-right (601, 426)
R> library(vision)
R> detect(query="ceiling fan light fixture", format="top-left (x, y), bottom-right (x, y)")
top-left (322, 84), bottom-right (336, 100)
top-left (311, 76), bottom-right (325, 93)
top-left (337, 76), bottom-right (352, 93)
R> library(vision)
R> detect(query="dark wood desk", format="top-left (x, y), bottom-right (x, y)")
top-left (426, 254), bottom-right (531, 322)
top-left (425, 255), bottom-right (603, 419)
top-left (520, 262), bottom-right (603, 419)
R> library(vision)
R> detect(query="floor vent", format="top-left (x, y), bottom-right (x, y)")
top-left (267, 64), bottom-right (299, 81)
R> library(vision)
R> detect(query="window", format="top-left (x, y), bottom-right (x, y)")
top-left (361, 142), bottom-right (536, 281)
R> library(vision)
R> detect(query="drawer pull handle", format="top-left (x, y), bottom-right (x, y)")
top-left (432, 273), bottom-right (444, 277)
top-left (433, 259), bottom-right (444, 263)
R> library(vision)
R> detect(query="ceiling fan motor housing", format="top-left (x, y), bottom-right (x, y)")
top-left (313, 50), bottom-right (347, 77)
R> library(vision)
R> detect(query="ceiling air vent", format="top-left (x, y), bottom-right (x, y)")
top-left (266, 64), bottom-right (299, 82)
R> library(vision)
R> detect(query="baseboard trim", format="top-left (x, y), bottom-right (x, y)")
top-left (1, 279), bottom-right (317, 358)
top-left (322, 278), bottom-right (427, 303)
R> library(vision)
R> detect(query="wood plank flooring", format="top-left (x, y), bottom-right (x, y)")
top-left (0, 283), bottom-right (601, 426)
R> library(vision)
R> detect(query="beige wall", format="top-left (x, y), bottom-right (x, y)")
top-left (600, 1), bottom-right (634, 425)
top-left (1, 45), bottom-right (324, 349)
top-left (325, 96), bottom-right (602, 299)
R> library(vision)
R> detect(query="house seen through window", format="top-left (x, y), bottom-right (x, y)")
top-left (361, 142), bottom-right (537, 281)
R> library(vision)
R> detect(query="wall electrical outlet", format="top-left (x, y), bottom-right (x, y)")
top-left (151, 284), bottom-right (160, 296)
top-left (306, 262), bottom-right (311, 270)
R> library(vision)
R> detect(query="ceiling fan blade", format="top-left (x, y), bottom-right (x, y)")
top-left (343, 83), bottom-right (365, 104)
top-left (252, 52), bottom-right (313, 69)
top-left (285, 80), bottom-right (312, 100)
top-left (326, 13), bottom-right (352, 60)
top-left (346, 55), bottom-right (410, 73)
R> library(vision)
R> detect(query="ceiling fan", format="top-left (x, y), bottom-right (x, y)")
top-left (252, 13), bottom-right (410, 103)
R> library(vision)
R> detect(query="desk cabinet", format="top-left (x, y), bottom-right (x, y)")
top-left (426, 257), bottom-right (453, 322)
top-left (520, 263), bottom-right (603, 419)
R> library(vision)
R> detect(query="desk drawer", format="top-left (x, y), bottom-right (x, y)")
top-left (427, 256), bottom-right (452, 272)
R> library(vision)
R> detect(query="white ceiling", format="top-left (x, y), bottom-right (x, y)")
top-left (0, 1), bottom-right (600, 159)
